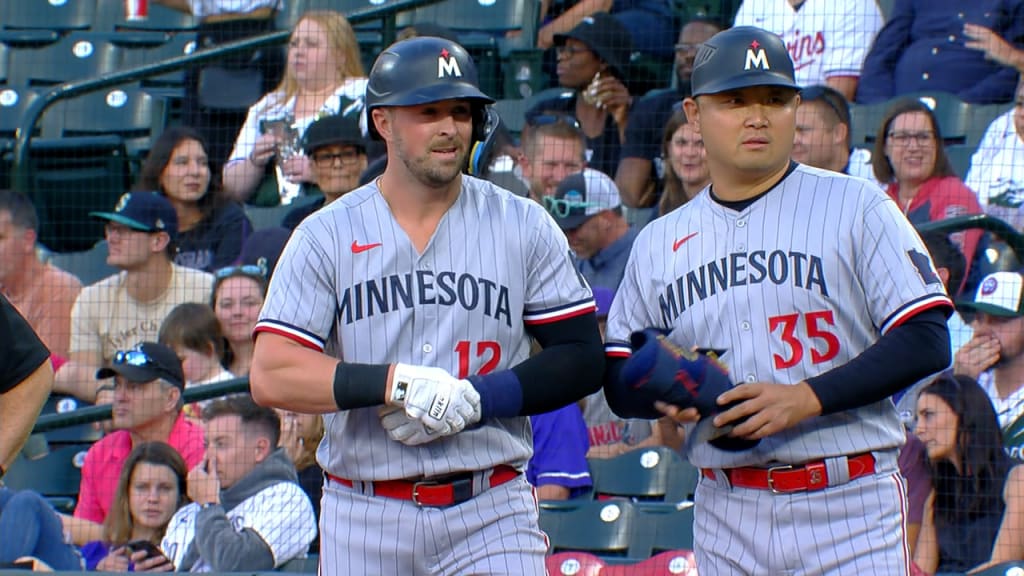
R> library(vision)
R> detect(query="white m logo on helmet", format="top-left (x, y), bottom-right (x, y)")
top-left (745, 47), bottom-right (770, 70)
top-left (438, 55), bottom-right (462, 78)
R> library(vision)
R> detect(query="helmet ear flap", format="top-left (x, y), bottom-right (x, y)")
top-left (471, 105), bottom-right (490, 142)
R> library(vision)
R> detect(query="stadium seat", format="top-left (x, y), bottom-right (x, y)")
top-left (3, 443), bottom-right (89, 503)
top-left (906, 91), bottom-right (970, 145)
top-left (245, 195), bottom-right (320, 229)
top-left (539, 501), bottom-right (639, 559)
top-left (277, 554), bottom-right (319, 573)
top-left (602, 549), bottom-right (698, 576)
top-left (492, 98), bottom-right (529, 136)
top-left (970, 562), bottom-right (1024, 575)
top-left (0, 43), bottom-right (8, 85)
top-left (0, 86), bottom-right (46, 187)
top-left (848, 100), bottom-right (889, 148)
top-left (49, 86), bottom-right (167, 161)
top-left (967, 102), bottom-right (1010, 148)
top-left (0, 0), bottom-right (95, 45)
top-left (38, 394), bottom-right (103, 445)
top-left (944, 143), bottom-right (975, 180)
top-left (642, 503), bottom-right (696, 555)
top-left (5, 32), bottom-right (123, 87)
top-left (120, 32), bottom-right (198, 97)
top-left (48, 241), bottom-right (118, 286)
top-left (94, 1), bottom-right (198, 33)
top-left (396, 0), bottom-right (534, 35)
top-left (588, 447), bottom-right (698, 503)
top-left (545, 551), bottom-right (607, 576)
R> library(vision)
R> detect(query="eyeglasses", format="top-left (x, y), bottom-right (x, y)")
top-left (887, 131), bottom-right (935, 147)
top-left (113, 347), bottom-right (157, 369)
top-left (312, 149), bottom-right (362, 168)
top-left (214, 264), bottom-right (267, 280)
top-left (543, 196), bottom-right (600, 218)
top-left (555, 45), bottom-right (591, 59)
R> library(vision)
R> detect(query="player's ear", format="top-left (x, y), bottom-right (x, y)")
top-left (372, 108), bottom-right (392, 141)
top-left (682, 98), bottom-right (701, 134)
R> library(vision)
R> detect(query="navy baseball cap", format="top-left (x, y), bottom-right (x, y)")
top-left (545, 169), bottom-right (622, 231)
top-left (302, 113), bottom-right (367, 155)
top-left (554, 12), bottom-right (634, 78)
top-left (90, 192), bottom-right (178, 239)
top-left (96, 342), bottom-right (185, 390)
top-left (690, 26), bottom-right (800, 97)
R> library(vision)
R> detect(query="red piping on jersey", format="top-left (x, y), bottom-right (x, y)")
top-left (883, 297), bottom-right (953, 334)
top-left (524, 303), bottom-right (597, 325)
top-left (253, 325), bottom-right (324, 352)
top-left (606, 350), bottom-right (631, 358)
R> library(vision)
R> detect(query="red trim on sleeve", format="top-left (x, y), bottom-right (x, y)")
top-left (884, 297), bottom-right (953, 333)
top-left (524, 303), bottom-right (597, 325)
top-left (253, 325), bottom-right (324, 352)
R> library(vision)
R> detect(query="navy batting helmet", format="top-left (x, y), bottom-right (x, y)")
top-left (366, 36), bottom-right (495, 141)
top-left (690, 26), bottom-right (800, 97)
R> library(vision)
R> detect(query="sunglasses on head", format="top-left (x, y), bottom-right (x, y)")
top-left (543, 196), bottom-right (600, 218)
top-left (525, 113), bottom-right (582, 131)
top-left (113, 346), bottom-right (156, 369)
top-left (214, 264), bottom-right (267, 280)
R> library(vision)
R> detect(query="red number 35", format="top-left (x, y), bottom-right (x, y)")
top-left (768, 310), bottom-right (841, 370)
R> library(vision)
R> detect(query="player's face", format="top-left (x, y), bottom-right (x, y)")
top-left (104, 223), bottom-right (160, 270)
top-left (884, 112), bottom-right (938, 187)
top-left (522, 135), bottom-right (586, 199)
top-left (792, 102), bottom-right (841, 170)
top-left (128, 462), bottom-right (181, 532)
top-left (111, 376), bottom-right (176, 431)
top-left (214, 276), bottom-right (265, 344)
top-left (686, 86), bottom-right (799, 183)
top-left (310, 144), bottom-right (366, 201)
top-left (1014, 84), bottom-right (1024, 143)
top-left (674, 21), bottom-right (720, 87)
top-left (914, 393), bottom-right (958, 464)
top-left (667, 123), bottom-right (709, 191)
top-left (556, 39), bottom-right (602, 89)
top-left (0, 211), bottom-right (33, 284)
top-left (205, 414), bottom-right (261, 490)
top-left (566, 213), bottom-right (606, 259)
top-left (288, 18), bottom-right (340, 89)
top-left (386, 100), bottom-right (473, 189)
top-left (160, 138), bottom-right (210, 206)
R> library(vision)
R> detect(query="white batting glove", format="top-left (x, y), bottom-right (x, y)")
top-left (389, 364), bottom-right (482, 435)
top-left (379, 406), bottom-right (441, 446)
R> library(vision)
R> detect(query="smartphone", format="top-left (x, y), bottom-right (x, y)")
top-left (124, 539), bottom-right (165, 560)
top-left (259, 118), bottom-right (290, 138)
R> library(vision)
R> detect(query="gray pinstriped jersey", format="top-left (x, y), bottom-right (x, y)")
top-left (256, 175), bottom-right (595, 480)
top-left (605, 163), bottom-right (952, 468)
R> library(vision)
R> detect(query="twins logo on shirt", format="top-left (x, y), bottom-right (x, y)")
top-left (786, 30), bottom-right (825, 72)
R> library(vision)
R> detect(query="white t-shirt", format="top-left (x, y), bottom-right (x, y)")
top-left (965, 109), bottom-right (1024, 229)
top-left (188, 0), bottom-right (280, 20)
top-left (978, 370), bottom-right (1024, 432)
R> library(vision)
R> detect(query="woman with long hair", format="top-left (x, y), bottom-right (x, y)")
top-left (222, 10), bottom-right (368, 205)
top-left (913, 374), bottom-right (1024, 573)
top-left (211, 266), bottom-right (268, 377)
top-left (138, 126), bottom-right (252, 272)
top-left (658, 108), bottom-right (710, 216)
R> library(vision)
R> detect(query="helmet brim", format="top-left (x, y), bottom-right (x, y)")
top-left (692, 72), bottom-right (801, 97)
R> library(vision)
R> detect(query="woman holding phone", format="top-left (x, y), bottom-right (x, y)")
top-left (81, 442), bottom-right (189, 572)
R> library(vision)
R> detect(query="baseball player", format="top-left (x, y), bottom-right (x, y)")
top-left (249, 36), bottom-right (605, 575)
top-left (732, 0), bottom-right (883, 100)
top-left (603, 27), bottom-right (953, 574)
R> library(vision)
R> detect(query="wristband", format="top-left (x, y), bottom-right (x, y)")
top-left (332, 362), bottom-right (389, 411)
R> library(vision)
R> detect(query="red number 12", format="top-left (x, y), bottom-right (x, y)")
top-left (455, 340), bottom-right (501, 379)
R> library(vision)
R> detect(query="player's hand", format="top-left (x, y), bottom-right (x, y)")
top-left (711, 381), bottom-right (823, 440)
top-left (187, 456), bottom-right (220, 506)
top-left (953, 334), bottom-right (1000, 379)
top-left (379, 405), bottom-right (444, 445)
top-left (388, 364), bottom-right (482, 435)
top-left (96, 547), bottom-right (131, 572)
top-left (131, 550), bottom-right (174, 573)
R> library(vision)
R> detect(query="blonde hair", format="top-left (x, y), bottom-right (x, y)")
top-left (275, 10), bottom-right (365, 102)
top-left (294, 415), bottom-right (325, 471)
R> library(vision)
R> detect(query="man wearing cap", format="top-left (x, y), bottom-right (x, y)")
top-left (73, 342), bottom-right (205, 526)
top-left (547, 169), bottom-right (637, 291)
top-left (603, 26), bottom-right (951, 572)
top-left (54, 192), bottom-right (214, 403)
top-left (955, 271), bottom-right (1024, 458)
top-left (282, 113), bottom-right (369, 231)
top-left (792, 84), bottom-right (875, 182)
top-left (527, 12), bottom-right (634, 179)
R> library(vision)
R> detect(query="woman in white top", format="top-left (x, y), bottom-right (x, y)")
top-left (222, 10), bottom-right (367, 205)
top-left (965, 80), bottom-right (1024, 230)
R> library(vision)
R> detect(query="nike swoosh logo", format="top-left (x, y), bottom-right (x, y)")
top-left (351, 240), bottom-right (382, 254)
top-left (672, 232), bottom-right (699, 252)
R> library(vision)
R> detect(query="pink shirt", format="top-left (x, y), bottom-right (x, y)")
top-left (74, 412), bottom-right (205, 523)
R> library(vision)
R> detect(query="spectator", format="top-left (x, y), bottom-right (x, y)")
top-left (965, 23), bottom-right (1024, 72)
top-left (239, 227), bottom-right (290, 280)
top-left (282, 112), bottom-right (368, 230)
top-left (0, 488), bottom-right (81, 570)
top-left (74, 342), bottom-right (205, 527)
top-left (153, 0), bottom-right (285, 170)
top-left (54, 192), bottom-right (214, 402)
top-left (913, 374), bottom-right (1024, 573)
top-left (857, 0), bottom-right (1024, 104)
top-left (517, 114), bottom-right (587, 201)
top-left (81, 442), bottom-right (187, 572)
top-left (537, 1), bottom-right (675, 64)
top-left (546, 169), bottom-right (638, 290)
top-left (528, 403), bottom-right (592, 500)
top-left (658, 107), bottom-right (710, 216)
top-left (966, 79), bottom-right (1024, 230)
top-left (158, 302), bottom-right (235, 419)
top-left (616, 18), bottom-right (721, 209)
top-left (528, 12), bottom-right (635, 179)
top-left (466, 109), bottom-right (529, 197)
top-left (211, 266), bottom-right (267, 377)
top-left (137, 127), bottom-right (252, 273)
top-left (222, 10), bottom-right (368, 206)
top-left (953, 271), bottom-right (1024, 460)
top-left (0, 190), bottom-right (81, 360)
top-left (275, 409), bottom-right (324, 551)
top-left (872, 99), bottom-right (984, 282)
top-left (899, 432), bottom-right (933, 559)
top-left (733, 0), bottom-right (883, 100)
top-left (162, 396), bottom-right (316, 571)
top-left (792, 85), bottom-right (875, 181)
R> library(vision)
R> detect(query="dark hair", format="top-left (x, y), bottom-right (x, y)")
top-left (920, 231), bottom-right (966, 298)
top-left (659, 107), bottom-right (692, 216)
top-left (0, 189), bottom-right (39, 232)
top-left (871, 99), bottom-right (955, 184)
top-left (799, 84), bottom-right (851, 146)
top-left (158, 302), bottom-right (228, 367)
top-left (202, 395), bottom-right (281, 447)
top-left (103, 441), bottom-right (189, 546)
top-left (137, 126), bottom-right (224, 221)
top-left (919, 374), bottom-right (1012, 527)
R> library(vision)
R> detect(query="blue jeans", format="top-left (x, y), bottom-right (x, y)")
top-left (0, 488), bottom-right (82, 570)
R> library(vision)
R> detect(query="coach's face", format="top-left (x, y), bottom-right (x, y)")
top-left (684, 86), bottom-right (799, 186)
top-left (375, 99), bottom-right (473, 189)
